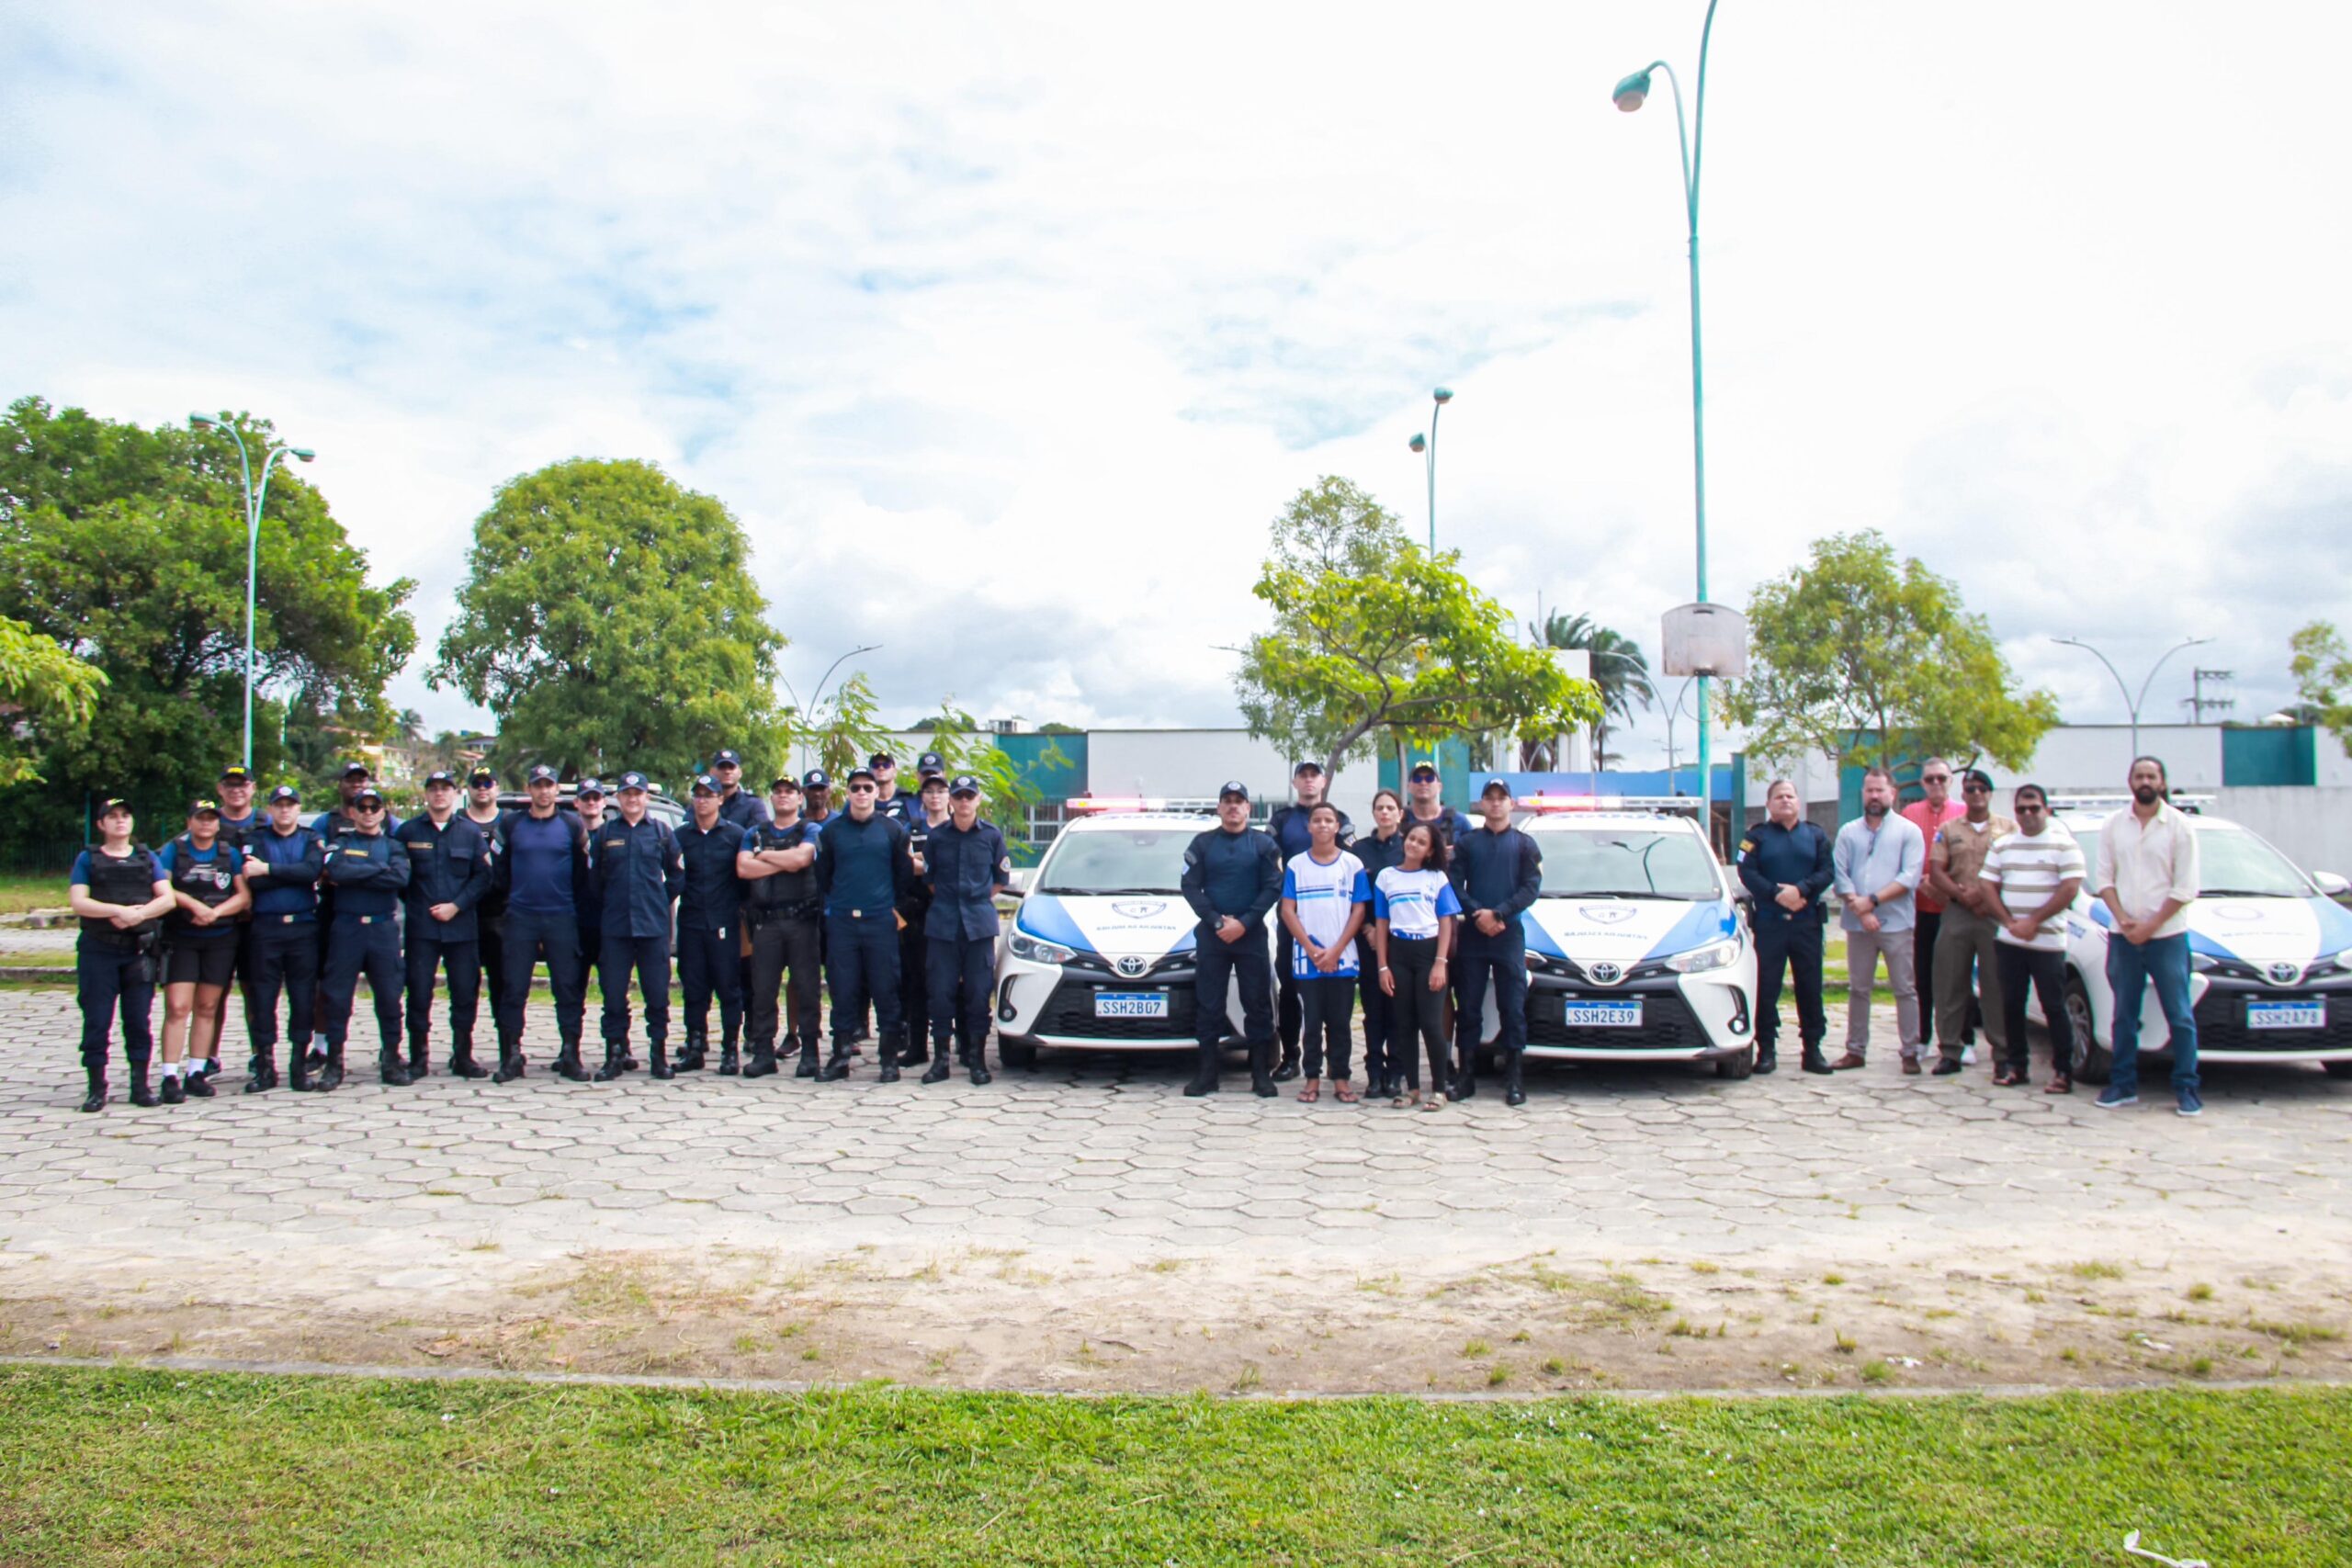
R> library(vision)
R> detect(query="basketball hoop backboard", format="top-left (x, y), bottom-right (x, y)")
top-left (1661, 603), bottom-right (1747, 678)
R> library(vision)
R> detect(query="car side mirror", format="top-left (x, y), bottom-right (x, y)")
top-left (2314, 870), bottom-right (2349, 898)
top-left (1006, 868), bottom-right (1032, 897)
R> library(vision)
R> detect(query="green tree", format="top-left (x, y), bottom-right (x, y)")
top-left (429, 458), bottom-right (790, 784)
top-left (798, 671), bottom-right (892, 785)
top-left (0, 614), bottom-right (107, 787)
top-left (1725, 530), bottom-right (2059, 775)
top-left (2289, 621), bottom-right (2352, 750)
top-left (0, 397), bottom-right (415, 841)
top-left (911, 701), bottom-right (1069, 845)
top-left (1235, 478), bottom-right (1601, 777)
top-left (1530, 612), bottom-right (1656, 771)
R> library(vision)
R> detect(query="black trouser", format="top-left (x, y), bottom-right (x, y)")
top-left (927, 931), bottom-right (994, 1060)
top-left (899, 917), bottom-right (931, 1049)
top-left (1996, 942), bottom-right (2074, 1077)
top-left (748, 911), bottom-right (822, 1052)
top-left (676, 920), bottom-right (742, 1047)
top-left (1914, 908), bottom-right (1943, 1047)
top-left (1752, 916), bottom-right (1826, 1049)
top-left (406, 931), bottom-right (482, 1059)
top-left (320, 915), bottom-right (402, 1052)
top-left (500, 908), bottom-right (587, 1049)
top-left (1453, 929), bottom-right (1527, 1067)
top-left (1274, 925), bottom-right (1303, 1054)
top-left (1193, 924), bottom-right (1273, 1049)
top-left (1386, 935), bottom-right (1447, 1090)
top-left (1356, 934), bottom-right (1395, 1084)
top-left (1297, 974), bottom-right (1356, 1080)
top-left (479, 911), bottom-right (506, 1024)
top-left (249, 920), bottom-right (320, 1055)
top-left (77, 938), bottom-right (156, 1073)
top-left (598, 931), bottom-right (672, 1049)
top-left (232, 919), bottom-right (261, 1057)
top-left (827, 913), bottom-right (901, 1043)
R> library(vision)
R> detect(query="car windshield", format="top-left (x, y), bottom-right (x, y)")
top-left (2195, 826), bottom-right (2312, 897)
top-left (1539, 829), bottom-right (1721, 899)
top-left (1037, 828), bottom-right (1193, 896)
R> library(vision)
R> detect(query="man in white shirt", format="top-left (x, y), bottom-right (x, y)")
top-left (2091, 756), bottom-right (2203, 1115)
top-left (1979, 784), bottom-right (2084, 1093)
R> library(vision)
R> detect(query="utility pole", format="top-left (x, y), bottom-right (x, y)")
top-left (2182, 668), bottom-right (2235, 725)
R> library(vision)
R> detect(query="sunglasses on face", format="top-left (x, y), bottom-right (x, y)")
top-left (2018, 802), bottom-right (2045, 813)
top-left (1922, 773), bottom-right (1951, 784)
top-left (849, 783), bottom-right (876, 795)
top-left (1962, 783), bottom-right (1989, 794)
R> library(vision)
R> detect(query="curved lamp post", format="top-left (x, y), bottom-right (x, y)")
top-left (1613, 0), bottom-right (1722, 819)
top-left (1406, 385), bottom-right (1453, 552)
top-left (780, 644), bottom-right (883, 773)
top-left (2052, 635), bottom-right (2210, 761)
top-left (190, 412), bottom-right (314, 769)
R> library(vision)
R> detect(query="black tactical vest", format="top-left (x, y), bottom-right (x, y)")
top-left (80, 845), bottom-right (161, 944)
top-left (746, 821), bottom-right (820, 911)
top-left (166, 834), bottom-right (241, 933)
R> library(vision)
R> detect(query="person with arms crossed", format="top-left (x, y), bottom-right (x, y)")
top-left (69, 797), bottom-right (173, 1112)
top-left (739, 774), bottom-right (825, 1078)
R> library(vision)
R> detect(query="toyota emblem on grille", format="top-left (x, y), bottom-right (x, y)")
top-left (1587, 961), bottom-right (1623, 985)
top-left (1115, 955), bottom-right (1149, 978)
top-left (2267, 961), bottom-right (2301, 986)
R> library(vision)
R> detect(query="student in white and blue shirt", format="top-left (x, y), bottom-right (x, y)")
top-left (1278, 803), bottom-right (1371, 1102)
top-left (1372, 819), bottom-right (1463, 1109)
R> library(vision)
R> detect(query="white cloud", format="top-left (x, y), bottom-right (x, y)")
top-left (5, 1), bottom-right (2347, 762)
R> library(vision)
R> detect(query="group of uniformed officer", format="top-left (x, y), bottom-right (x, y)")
top-left (66, 747), bottom-right (1012, 1111)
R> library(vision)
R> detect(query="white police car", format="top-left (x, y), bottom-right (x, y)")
top-left (1476, 798), bottom-right (1759, 1078)
top-left (2041, 798), bottom-right (2352, 1084)
top-left (992, 803), bottom-right (1261, 1068)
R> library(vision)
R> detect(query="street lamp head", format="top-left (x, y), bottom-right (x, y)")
top-left (189, 412), bottom-right (216, 427)
top-left (1432, 386), bottom-right (1453, 405)
top-left (1612, 69), bottom-right (1651, 112)
top-left (290, 448), bottom-right (316, 462)
top-left (1408, 433), bottom-right (1427, 454)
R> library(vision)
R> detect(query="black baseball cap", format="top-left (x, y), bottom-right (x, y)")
top-left (616, 771), bottom-right (650, 793)
top-left (187, 797), bottom-right (220, 818)
top-left (268, 784), bottom-right (301, 805)
top-left (1480, 776), bottom-right (1513, 798)
top-left (949, 774), bottom-right (981, 797)
top-left (576, 777), bottom-right (606, 798)
top-left (527, 763), bottom-right (560, 784)
top-left (713, 750), bottom-right (742, 767)
top-left (1292, 760), bottom-right (1324, 777)
top-left (916, 750), bottom-right (945, 777)
top-left (354, 785), bottom-right (386, 807)
top-left (468, 767), bottom-right (497, 785)
top-left (920, 772), bottom-right (950, 792)
top-left (802, 769), bottom-right (831, 790)
top-left (1218, 780), bottom-right (1250, 801)
top-left (98, 795), bottom-right (132, 817)
top-left (867, 750), bottom-right (896, 769)
top-left (691, 773), bottom-right (718, 796)
top-left (424, 769), bottom-right (458, 787)
top-left (771, 774), bottom-right (802, 793)
top-left (846, 765), bottom-right (877, 784)
top-left (1408, 762), bottom-right (1440, 781)
top-left (219, 764), bottom-right (254, 784)
top-left (341, 760), bottom-right (371, 778)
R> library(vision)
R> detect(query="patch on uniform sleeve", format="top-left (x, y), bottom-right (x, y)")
top-left (1737, 839), bottom-right (1756, 856)
top-left (1182, 848), bottom-right (1199, 868)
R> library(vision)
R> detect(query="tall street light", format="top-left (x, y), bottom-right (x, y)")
top-left (1614, 0), bottom-right (1722, 819)
top-left (779, 644), bottom-right (882, 773)
top-left (190, 412), bottom-right (314, 769)
top-left (2052, 635), bottom-right (2211, 761)
top-left (1406, 385), bottom-right (1454, 552)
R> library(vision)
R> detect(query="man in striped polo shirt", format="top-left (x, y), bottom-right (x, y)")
top-left (1978, 784), bottom-right (2085, 1092)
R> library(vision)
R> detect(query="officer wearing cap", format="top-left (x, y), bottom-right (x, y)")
top-left (870, 750), bottom-right (916, 828)
top-left (571, 778), bottom-right (616, 1066)
top-left (1402, 761), bottom-right (1471, 845)
top-left (1179, 782), bottom-right (1283, 1097)
top-left (305, 759), bottom-right (381, 1064)
top-left (674, 773), bottom-right (745, 1074)
top-left (393, 769), bottom-right (494, 1079)
top-left (708, 750), bottom-right (772, 831)
top-left (462, 766), bottom-right (513, 1030)
top-left (919, 774), bottom-right (1010, 1085)
top-left (213, 764), bottom-right (264, 1085)
top-left (155, 797), bottom-right (248, 1101)
top-left (591, 771), bottom-right (684, 1080)
top-left (894, 765), bottom-right (953, 1068)
top-left (1449, 778), bottom-right (1544, 1106)
top-left (740, 773), bottom-right (826, 1077)
top-left (812, 765), bottom-right (914, 1082)
top-left (237, 785), bottom-right (326, 1090)
top-left (1736, 778), bottom-right (1836, 1076)
top-left (316, 783), bottom-right (411, 1091)
top-left (491, 762), bottom-right (594, 1081)
top-left (69, 797), bottom-right (172, 1112)
top-left (1265, 760), bottom-right (1353, 1083)
top-left (801, 769), bottom-right (836, 830)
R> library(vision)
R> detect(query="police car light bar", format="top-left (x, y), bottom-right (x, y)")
top-left (1065, 796), bottom-right (1223, 816)
top-left (1518, 794), bottom-right (1705, 816)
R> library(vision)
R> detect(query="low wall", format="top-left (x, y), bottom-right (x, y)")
top-left (2214, 786), bottom-right (2352, 879)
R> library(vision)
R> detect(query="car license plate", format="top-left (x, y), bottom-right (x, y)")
top-left (1563, 1000), bottom-right (1642, 1028)
top-left (1094, 991), bottom-right (1170, 1020)
top-left (2247, 1001), bottom-right (2324, 1031)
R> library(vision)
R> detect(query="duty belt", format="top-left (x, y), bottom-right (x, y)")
top-left (266, 913), bottom-right (316, 925)
top-left (337, 913), bottom-right (390, 924)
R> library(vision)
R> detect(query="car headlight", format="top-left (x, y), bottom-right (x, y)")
top-left (1665, 938), bottom-right (1741, 975)
top-left (1007, 930), bottom-right (1078, 965)
top-left (2190, 952), bottom-right (2220, 973)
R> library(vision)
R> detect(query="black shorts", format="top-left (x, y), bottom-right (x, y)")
top-left (164, 939), bottom-right (238, 987)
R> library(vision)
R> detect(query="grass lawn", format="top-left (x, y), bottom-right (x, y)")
top-left (0, 873), bottom-right (67, 915)
top-left (1, 1368), bottom-right (2345, 1566)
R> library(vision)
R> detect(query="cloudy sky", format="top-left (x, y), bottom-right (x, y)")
top-left (6, 3), bottom-right (2347, 766)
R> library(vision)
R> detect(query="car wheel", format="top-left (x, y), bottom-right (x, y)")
top-left (2063, 976), bottom-right (2110, 1086)
top-left (999, 1042), bottom-right (1038, 1070)
top-left (1713, 1044), bottom-right (1756, 1080)
top-left (2323, 1060), bottom-right (2352, 1080)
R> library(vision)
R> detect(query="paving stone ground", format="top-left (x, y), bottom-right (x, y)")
top-left (4, 986), bottom-right (2347, 1392)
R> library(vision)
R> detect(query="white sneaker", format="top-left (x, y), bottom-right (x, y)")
top-left (1961, 1045), bottom-right (1979, 1066)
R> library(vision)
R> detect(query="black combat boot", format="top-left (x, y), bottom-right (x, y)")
top-left (817, 1041), bottom-right (855, 1082)
top-left (1249, 1041), bottom-right (1277, 1099)
top-left (1503, 1048), bottom-right (1527, 1108)
top-left (742, 1041), bottom-right (778, 1079)
top-left (288, 1044), bottom-right (313, 1092)
top-left (245, 1047), bottom-right (278, 1093)
top-left (408, 1040), bottom-right (430, 1080)
top-left (593, 1043), bottom-right (628, 1083)
top-left (1451, 1055), bottom-right (1478, 1102)
top-left (718, 1042), bottom-right (741, 1076)
top-left (899, 1033), bottom-right (929, 1067)
top-left (784, 1041), bottom-right (814, 1079)
top-left (966, 1032), bottom-right (991, 1088)
top-left (1801, 1042), bottom-right (1834, 1076)
top-left (553, 1040), bottom-right (589, 1082)
top-left (448, 1042), bottom-right (490, 1079)
top-left (1272, 1044), bottom-right (1301, 1084)
top-left (1183, 1044), bottom-right (1220, 1097)
top-left (314, 1045), bottom-right (346, 1093)
top-left (650, 1042), bottom-right (674, 1081)
top-left (922, 1036), bottom-right (954, 1085)
top-left (676, 1035), bottom-right (707, 1073)
top-left (379, 1044), bottom-right (412, 1087)
top-left (129, 1061), bottom-right (161, 1108)
top-left (876, 1029), bottom-right (904, 1084)
top-left (1753, 1042), bottom-right (1779, 1076)
top-left (492, 1040), bottom-right (527, 1084)
top-left (79, 1066), bottom-right (107, 1113)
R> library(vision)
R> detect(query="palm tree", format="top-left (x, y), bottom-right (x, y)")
top-left (1528, 613), bottom-right (1657, 773)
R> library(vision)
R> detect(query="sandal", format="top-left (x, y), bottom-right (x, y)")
top-left (1334, 1080), bottom-right (1360, 1103)
top-left (1991, 1067), bottom-right (2025, 1088)
top-left (1420, 1092), bottom-right (1445, 1112)
top-left (1394, 1088), bottom-right (1415, 1108)
top-left (1296, 1082), bottom-right (1320, 1103)
top-left (2043, 1074), bottom-right (2073, 1095)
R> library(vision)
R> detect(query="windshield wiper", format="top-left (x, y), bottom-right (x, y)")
top-left (1053, 886), bottom-right (1182, 897)
top-left (2199, 888), bottom-right (2298, 897)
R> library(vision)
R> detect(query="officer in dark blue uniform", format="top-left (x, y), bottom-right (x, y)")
top-left (306, 759), bottom-right (379, 1066)
top-left (212, 763), bottom-right (263, 1085)
top-left (674, 773), bottom-right (745, 1074)
top-left (813, 765), bottom-right (913, 1082)
top-left (1448, 777), bottom-right (1543, 1106)
top-left (920, 774), bottom-right (1011, 1086)
top-left (317, 784), bottom-right (411, 1090)
top-left (394, 769), bottom-right (493, 1080)
top-left (463, 767), bottom-right (511, 1032)
top-left (593, 771), bottom-right (684, 1080)
top-left (1264, 761), bottom-right (1352, 1082)
top-left (1179, 781), bottom-right (1283, 1098)
top-left (895, 763), bottom-right (951, 1067)
top-left (739, 774), bottom-right (825, 1078)
top-left (710, 750), bottom-right (772, 831)
top-left (1736, 778), bottom-right (1837, 1075)
top-left (68, 798), bottom-right (172, 1112)
top-left (492, 764), bottom-right (593, 1083)
top-left (238, 785), bottom-right (325, 1091)
top-left (571, 778), bottom-right (616, 1068)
